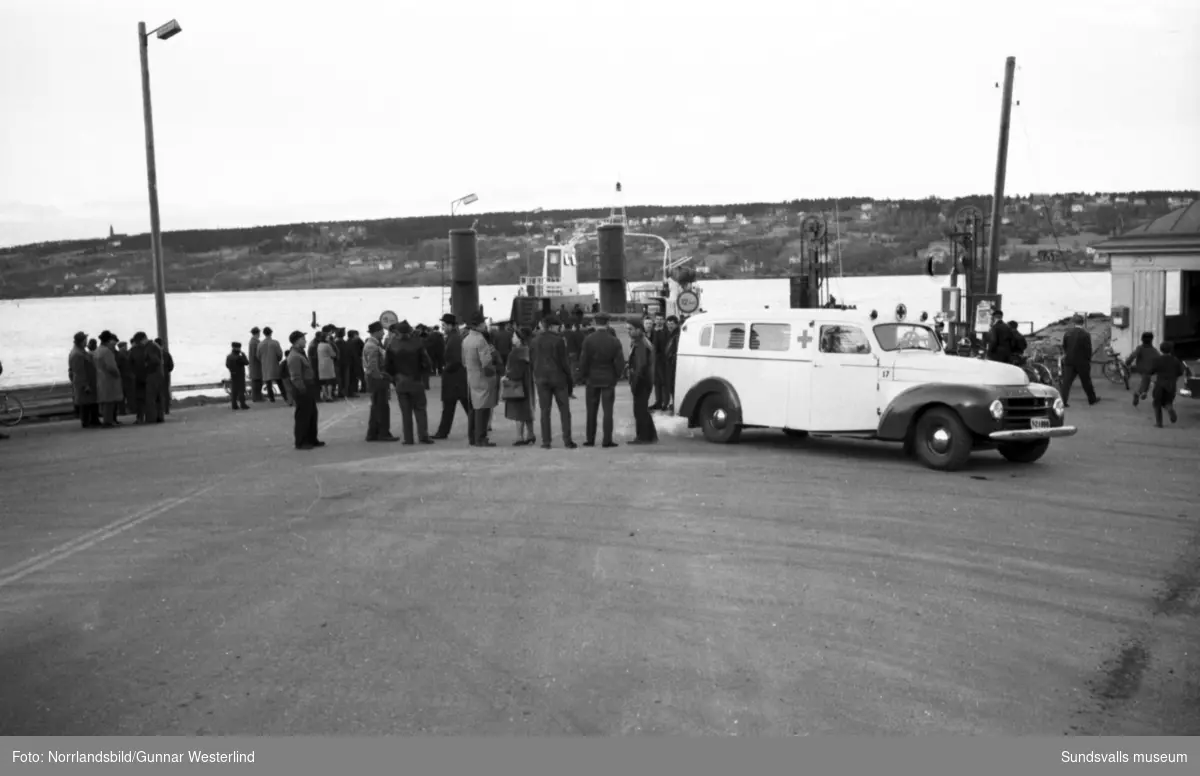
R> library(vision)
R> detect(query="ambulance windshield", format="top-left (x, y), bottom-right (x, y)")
top-left (874, 323), bottom-right (940, 352)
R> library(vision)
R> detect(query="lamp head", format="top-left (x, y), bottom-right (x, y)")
top-left (156, 19), bottom-right (182, 40)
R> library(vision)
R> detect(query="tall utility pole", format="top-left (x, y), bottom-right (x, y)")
top-left (139, 21), bottom-right (175, 355)
top-left (985, 56), bottom-right (1017, 296)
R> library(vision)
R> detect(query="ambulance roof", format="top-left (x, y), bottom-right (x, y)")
top-left (683, 307), bottom-right (936, 326)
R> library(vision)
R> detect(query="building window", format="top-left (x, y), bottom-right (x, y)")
top-left (712, 323), bottom-right (745, 350)
top-left (820, 325), bottom-right (872, 354)
top-left (749, 323), bottom-right (791, 352)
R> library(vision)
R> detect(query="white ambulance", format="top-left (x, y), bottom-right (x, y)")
top-left (673, 305), bottom-right (1077, 471)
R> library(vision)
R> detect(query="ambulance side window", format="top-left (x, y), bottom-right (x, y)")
top-left (750, 323), bottom-right (790, 352)
top-left (699, 325), bottom-right (712, 347)
top-left (712, 323), bottom-right (745, 350)
top-left (819, 325), bottom-right (871, 354)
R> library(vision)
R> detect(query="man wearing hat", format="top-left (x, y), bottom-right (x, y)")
top-left (461, 311), bottom-right (500, 446)
top-left (530, 314), bottom-right (576, 449)
top-left (433, 313), bottom-right (475, 442)
top-left (985, 309), bottom-right (1016, 364)
top-left (248, 327), bottom-right (264, 402)
top-left (259, 327), bottom-right (286, 404)
top-left (227, 341), bottom-right (251, 411)
top-left (384, 320), bottom-right (435, 444)
top-left (1061, 314), bottom-right (1099, 407)
top-left (627, 322), bottom-right (658, 444)
top-left (363, 321), bottom-right (397, 441)
top-left (286, 330), bottom-right (325, 450)
top-left (578, 313), bottom-right (626, 448)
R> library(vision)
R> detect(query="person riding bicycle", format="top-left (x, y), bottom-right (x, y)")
top-left (1125, 331), bottom-right (1159, 407)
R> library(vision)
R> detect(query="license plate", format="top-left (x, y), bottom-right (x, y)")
top-left (1031, 417), bottom-right (1050, 430)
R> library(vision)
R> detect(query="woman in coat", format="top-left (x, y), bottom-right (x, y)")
top-left (503, 326), bottom-right (537, 445)
top-left (93, 331), bottom-right (125, 427)
top-left (68, 331), bottom-right (98, 428)
top-left (316, 333), bottom-right (338, 401)
top-left (258, 328), bottom-right (285, 403)
top-left (461, 314), bottom-right (499, 447)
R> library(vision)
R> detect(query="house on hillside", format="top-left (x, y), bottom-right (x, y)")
top-left (708, 215), bottom-right (727, 226)
top-left (1133, 197), bottom-right (1148, 206)
top-left (1071, 204), bottom-right (1085, 214)
top-left (692, 216), bottom-right (707, 226)
top-left (404, 261), bottom-right (420, 270)
top-left (1168, 196), bottom-right (1195, 209)
top-left (423, 261), bottom-right (438, 270)
top-left (1114, 196), bottom-right (1130, 205)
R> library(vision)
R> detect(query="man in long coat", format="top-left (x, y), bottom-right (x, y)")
top-left (286, 330), bottom-right (324, 450)
top-left (578, 313), bottom-right (626, 448)
top-left (248, 327), bottom-right (264, 401)
top-left (385, 320), bottom-right (435, 445)
top-left (432, 313), bottom-right (475, 442)
top-left (94, 331), bottom-right (125, 427)
top-left (156, 337), bottom-right (173, 415)
top-left (68, 331), bottom-right (98, 428)
top-left (116, 341), bottom-right (134, 416)
top-left (530, 314), bottom-right (576, 449)
top-left (143, 334), bottom-right (166, 423)
top-left (258, 327), bottom-right (286, 403)
top-left (127, 333), bottom-right (148, 422)
top-left (461, 312), bottom-right (499, 447)
top-left (362, 322), bottom-right (397, 442)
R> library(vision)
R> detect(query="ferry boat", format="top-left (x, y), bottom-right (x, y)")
top-left (509, 241), bottom-right (597, 326)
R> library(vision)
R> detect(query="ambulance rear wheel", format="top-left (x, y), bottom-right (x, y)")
top-left (997, 439), bottom-right (1050, 464)
top-left (700, 394), bottom-right (741, 444)
top-left (911, 407), bottom-right (972, 471)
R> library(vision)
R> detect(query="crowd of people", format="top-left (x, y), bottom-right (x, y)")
top-left (66, 330), bottom-right (175, 428)
top-left (982, 311), bottom-right (1191, 425)
top-left (223, 310), bottom-right (685, 451)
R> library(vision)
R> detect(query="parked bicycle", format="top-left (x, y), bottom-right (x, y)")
top-left (1100, 346), bottom-right (1130, 390)
top-left (0, 390), bottom-right (25, 427)
top-left (1022, 344), bottom-right (1062, 389)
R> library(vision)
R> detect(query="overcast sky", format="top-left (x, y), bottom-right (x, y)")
top-left (1, 0), bottom-right (1197, 247)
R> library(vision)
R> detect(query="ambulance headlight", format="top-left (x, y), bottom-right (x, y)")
top-left (989, 399), bottom-right (1004, 420)
top-left (896, 303), bottom-right (907, 321)
top-left (1053, 397), bottom-right (1065, 417)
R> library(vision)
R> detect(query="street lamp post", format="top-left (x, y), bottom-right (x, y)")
top-left (138, 18), bottom-right (181, 355)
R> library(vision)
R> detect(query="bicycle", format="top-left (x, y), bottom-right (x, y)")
top-left (1024, 345), bottom-right (1061, 389)
top-left (0, 390), bottom-right (25, 427)
top-left (1100, 346), bottom-right (1130, 389)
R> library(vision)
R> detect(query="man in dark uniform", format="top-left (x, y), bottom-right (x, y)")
top-left (286, 330), bottom-right (324, 450)
top-left (385, 320), bottom-right (435, 445)
top-left (1061, 314), bottom-right (1100, 407)
top-left (565, 322), bottom-right (587, 386)
top-left (154, 338), bottom-right (174, 415)
top-left (986, 310), bottom-right (1015, 363)
top-left (426, 325), bottom-right (445, 375)
top-left (578, 313), bottom-right (626, 448)
top-left (348, 329), bottom-right (366, 394)
top-left (432, 313), bottom-right (475, 441)
top-left (530, 315), bottom-right (576, 449)
top-left (627, 322), bottom-right (658, 444)
top-left (362, 321), bottom-right (397, 442)
top-left (226, 341), bottom-right (250, 410)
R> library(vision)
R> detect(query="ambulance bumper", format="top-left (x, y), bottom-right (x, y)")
top-left (988, 426), bottom-right (1077, 442)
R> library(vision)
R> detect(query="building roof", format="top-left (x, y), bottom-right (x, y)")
top-left (1092, 201), bottom-right (1200, 254)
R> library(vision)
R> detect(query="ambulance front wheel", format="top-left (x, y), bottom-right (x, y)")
top-left (700, 394), bottom-right (742, 444)
top-left (911, 406), bottom-right (972, 471)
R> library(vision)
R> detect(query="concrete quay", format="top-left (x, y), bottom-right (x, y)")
top-left (0, 378), bottom-right (1196, 735)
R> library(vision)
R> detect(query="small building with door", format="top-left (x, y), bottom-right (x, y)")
top-left (1093, 201), bottom-right (1200, 360)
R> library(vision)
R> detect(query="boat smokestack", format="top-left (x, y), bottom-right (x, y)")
top-left (449, 228), bottom-right (480, 322)
top-left (597, 223), bottom-right (627, 314)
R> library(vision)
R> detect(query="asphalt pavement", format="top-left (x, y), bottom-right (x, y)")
top-left (0, 377), bottom-right (1197, 735)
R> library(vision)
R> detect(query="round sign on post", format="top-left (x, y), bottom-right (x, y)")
top-left (380, 310), bottom-right (398, 330)
top-left (677, 290), bottom-right (700, 315)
